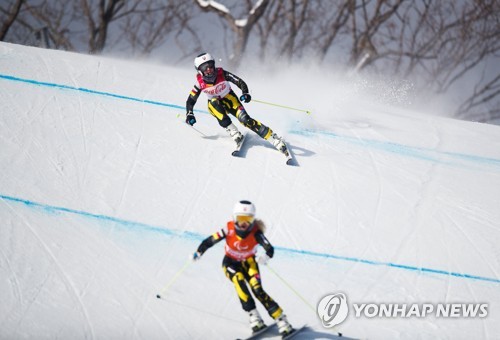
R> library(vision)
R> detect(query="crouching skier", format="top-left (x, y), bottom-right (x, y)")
top-left (185, 52), bottom-right (288, 154)
top-left (191, 200), bottom-right (294, 336)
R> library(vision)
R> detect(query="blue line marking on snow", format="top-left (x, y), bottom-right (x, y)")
top-left (0, 74), bottom-right (207, 114)
top-left (291, 129), bottom-right (500, 168)
top-left (2, 193), bottom-right (499, 285)
top-left (0, 193), bottom-right (201, 241)
top-left (277, 247), bottom-right (500, 283)
top-left (3, 73), bottom-right (499, 169)
top-left (2, 73), bottom-right (499, 282)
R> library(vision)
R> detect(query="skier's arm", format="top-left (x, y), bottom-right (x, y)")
top-left (185, 85), bottom-right (201, 125)
top-left (255, 231), bottom-right (274, 258)
top-left (224, 70), bottom-right (249, 94)
top-left (186, 85), bottom-right (201, 112)
top-left (195, 229), bottom-right (226, 256)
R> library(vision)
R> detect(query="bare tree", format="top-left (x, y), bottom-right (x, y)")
top-left (348, 0), bottom-right (404, 69)
top-left (2, 0), bottom-right (499, 122)
top-left (80, 0), bottom-right (141, 54)
top-left (0, 0), bottom-right (24, 41)
top-left (24, 1), bottom-right (77, 50)
top-left (302, 0), bottom-right (499, 122)
top-left (277, 0), bottom-right (310, 61)
top-left (457, 74), bottom-right (500, 122)
top-left (171, 12), bottom-right (204, 64)
top-left (1, 0), bottom-right (199, 59)
top-left (120, 1), bottom-right (199, 62)
top-left (254, 0), bottom-right (284, 61)
top-left (1, 1), bottom-right (77, 50)
top-left (312, 0), bottom-right (352, 63)
top-left (194, 0), bottom-right (270, 68)
top-left (367, 0), bottom-right (500, 121)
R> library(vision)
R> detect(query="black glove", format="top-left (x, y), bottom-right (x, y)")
top-left (186, 110), bottom-right (196, 126)
top-left (265, 246), bottom-right (274, 258)
top-left (240, 93), bottom-right (252, 103)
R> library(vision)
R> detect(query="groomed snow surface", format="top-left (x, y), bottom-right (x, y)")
top-left (1, 42), bottom-right (500, 340)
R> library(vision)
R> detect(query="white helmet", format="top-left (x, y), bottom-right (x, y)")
top-left (194, 52), bottom-right (215, 71)
top-left (194, 52), bottom-right (216, 82)
top-left (233, 200), bottom-right (256, 224)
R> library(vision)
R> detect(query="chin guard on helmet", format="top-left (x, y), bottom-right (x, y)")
top-left (194, 52), bottom-right (217, 82)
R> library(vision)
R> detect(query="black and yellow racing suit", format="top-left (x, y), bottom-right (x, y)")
top-left (196, 222), bottom-right (283, 319)
top-left (186, 68), bottom-right (274, 140)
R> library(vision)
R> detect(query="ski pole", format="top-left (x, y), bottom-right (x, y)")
top-left (156, 258), bottom-right (191, 299)
top-left (266, 263), bottom-right (344, 337)
top-left (189, 125), bottom-right (207, 137)
top-left (265, 263), bottom-right (315, 313)
top-left (252, 99), bottom-right (311, 115)
top-left (175, 113), bottom-right (208, 137)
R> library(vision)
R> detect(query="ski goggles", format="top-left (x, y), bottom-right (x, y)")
top-left (199, 61), bottom-right (215, 73)
top-left (235, 215), bottom-right (255, 226)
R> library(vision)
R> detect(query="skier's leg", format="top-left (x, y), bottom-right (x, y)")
top-left (222, 93), bottom-right (271, 138)
top-left (223, 256), bottom-right (264, 331)
top-left (243, 257), bottom-right (293, 335)
top-left (242, 257), bottom-right (282, 318)
top-left (208, 99), bottom-right (243, 143)
top-left (222, 93), bottom-right (287, 153)
top-left (223, 264), bottom-right (256, 311)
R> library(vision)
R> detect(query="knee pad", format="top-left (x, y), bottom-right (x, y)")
top-left (219, 114), bottom-right (232, 128)
top-left (253, 286), bottom-right (266, 300)
top-left (238, 110), bottom-right (252, 126)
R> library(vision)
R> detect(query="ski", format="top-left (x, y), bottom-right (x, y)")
top-left (282, 324), bottom-right (307, 340)
top-left (235, 322), bottom-right (277, 340)
top-left (232, 134), bottom-right (246, 157)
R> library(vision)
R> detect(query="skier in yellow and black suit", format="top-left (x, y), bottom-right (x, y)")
top-left (185, 52), bottom-right (287, 154)
top-left (191, 200), bottom-right (294, 336)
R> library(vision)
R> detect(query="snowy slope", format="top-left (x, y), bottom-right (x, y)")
top-left (1, 42), bottom-right (500, 340)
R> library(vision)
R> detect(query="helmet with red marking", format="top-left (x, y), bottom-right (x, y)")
top-left (194, 52), bottom-right (216, 83)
